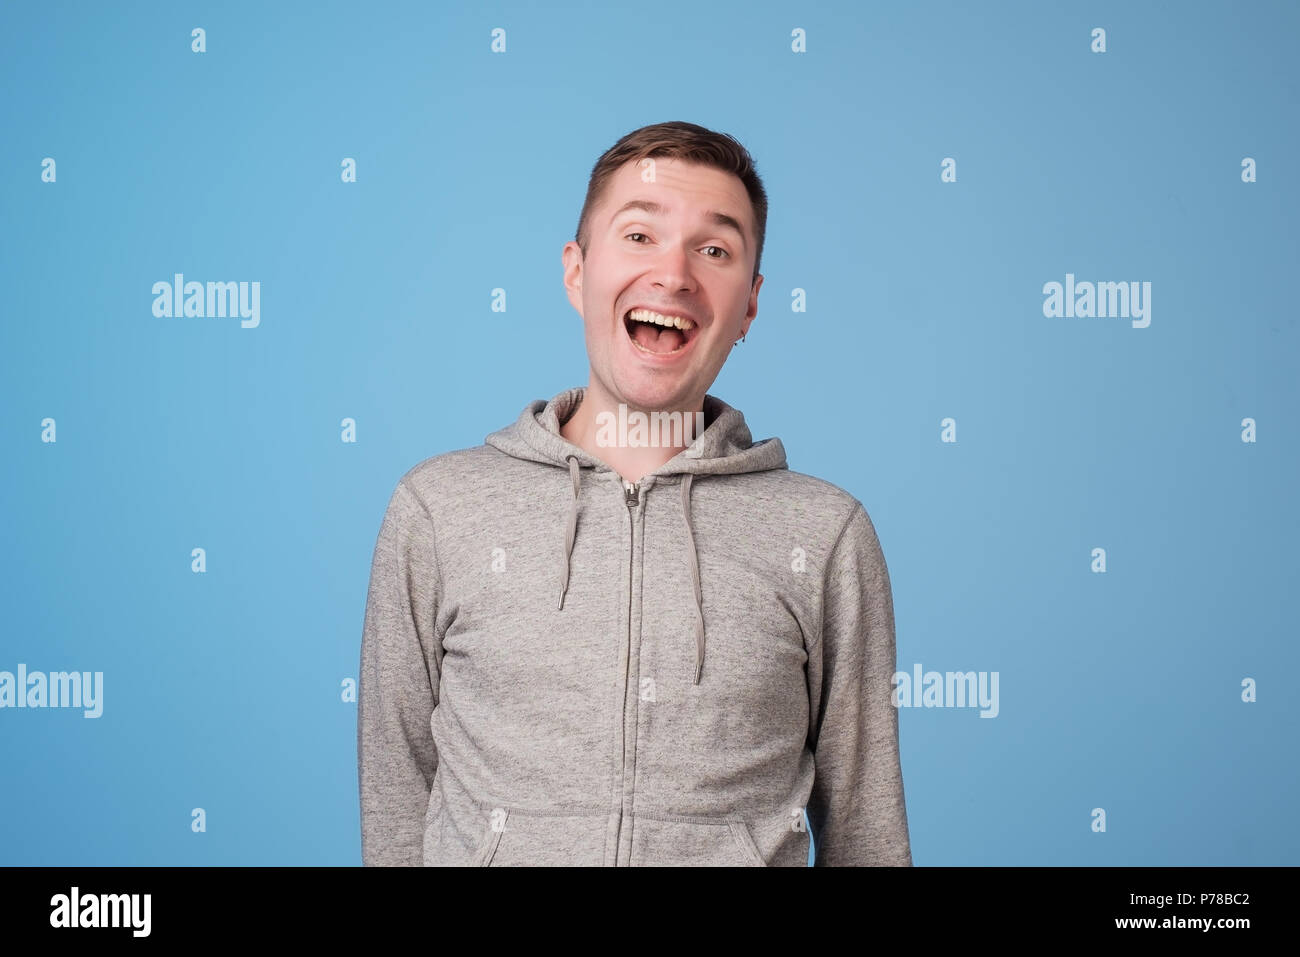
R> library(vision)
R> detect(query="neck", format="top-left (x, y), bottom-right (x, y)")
top-left (560, 380), bottom-right (706, 485)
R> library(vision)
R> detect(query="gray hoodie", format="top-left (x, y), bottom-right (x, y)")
top-left (358, 386), bottom-right (912, 866)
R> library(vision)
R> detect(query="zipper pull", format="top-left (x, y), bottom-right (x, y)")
top-left (624, 480), bottom-right (639, 508)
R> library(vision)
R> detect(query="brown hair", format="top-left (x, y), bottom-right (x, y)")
top-left (574, 121), bottom-right (768, 282)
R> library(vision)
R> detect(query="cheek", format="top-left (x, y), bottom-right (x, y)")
top-left (588, 314), bottom-right (622, 353)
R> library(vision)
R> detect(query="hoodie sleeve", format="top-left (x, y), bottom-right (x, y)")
top-left (807, 501), bottom-right (913, 866)
top-left (358, 477), bottom-right (442, 866)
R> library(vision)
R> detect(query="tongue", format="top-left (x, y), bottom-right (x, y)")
top-left (631, 321), bottom-right (685, 353)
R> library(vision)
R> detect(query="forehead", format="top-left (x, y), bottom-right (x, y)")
top-left (600, 157), bottom-right (751, 232)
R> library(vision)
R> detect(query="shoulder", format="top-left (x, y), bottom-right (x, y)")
top-left (391, 444), bottom-right (512, 505)
top-left (745, 466), bottom-right (877, 540)
top-left (760, 466), bottom-right (861, 510)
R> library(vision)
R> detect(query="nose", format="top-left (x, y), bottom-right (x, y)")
top-left (647, 242), bottom-right (696, 294)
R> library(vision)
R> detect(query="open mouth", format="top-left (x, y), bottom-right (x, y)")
top-left (622, 307), bottom-right (700, 356)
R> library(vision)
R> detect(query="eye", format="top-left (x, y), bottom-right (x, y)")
top-left (626, 233), bottom-right (728, 259)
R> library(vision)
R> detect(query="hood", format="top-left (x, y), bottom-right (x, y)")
top-left (485, 386), bottom-right (788, 685)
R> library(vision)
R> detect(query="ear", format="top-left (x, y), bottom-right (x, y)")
top-left (741, 272), bottom-right (763, 337)
top-left (562, 241), bottom-right (585, 317)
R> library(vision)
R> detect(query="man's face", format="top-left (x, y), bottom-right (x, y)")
top-left (562, 157), bottom-right (762, 415)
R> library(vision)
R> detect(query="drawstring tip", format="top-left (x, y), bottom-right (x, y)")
top-left (693, 657), bottom-right (703, 685)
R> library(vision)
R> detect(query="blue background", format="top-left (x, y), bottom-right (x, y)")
top-left (1, 0), bottom-right (1296, 866)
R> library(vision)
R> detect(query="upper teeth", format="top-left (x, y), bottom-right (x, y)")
top-left (628, 308), bottom-right (696, 331)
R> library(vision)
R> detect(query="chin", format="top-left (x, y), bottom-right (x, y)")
top-left (612, 375), bottom-right (693, 412)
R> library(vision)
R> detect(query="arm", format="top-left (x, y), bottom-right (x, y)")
top-left (807, 501), bottom-right (912, 866)
top-left (357, 477), bottom-right (442, 866)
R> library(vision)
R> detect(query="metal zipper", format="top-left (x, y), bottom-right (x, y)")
top-left (614, 479), bottom-right (639, 864)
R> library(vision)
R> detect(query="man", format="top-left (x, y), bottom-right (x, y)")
top-left (358, 121), bottom-right (912, 866)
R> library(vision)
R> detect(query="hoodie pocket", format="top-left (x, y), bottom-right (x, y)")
top-left (473, 805), bottom-right (607, 867)
top-left (731, 820), bottom-right (767, 867)
top-left (629, 813), bottom-right (768, 866)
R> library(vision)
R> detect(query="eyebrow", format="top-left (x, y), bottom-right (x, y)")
top-left (610, 199), bottom-right (748, 249)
